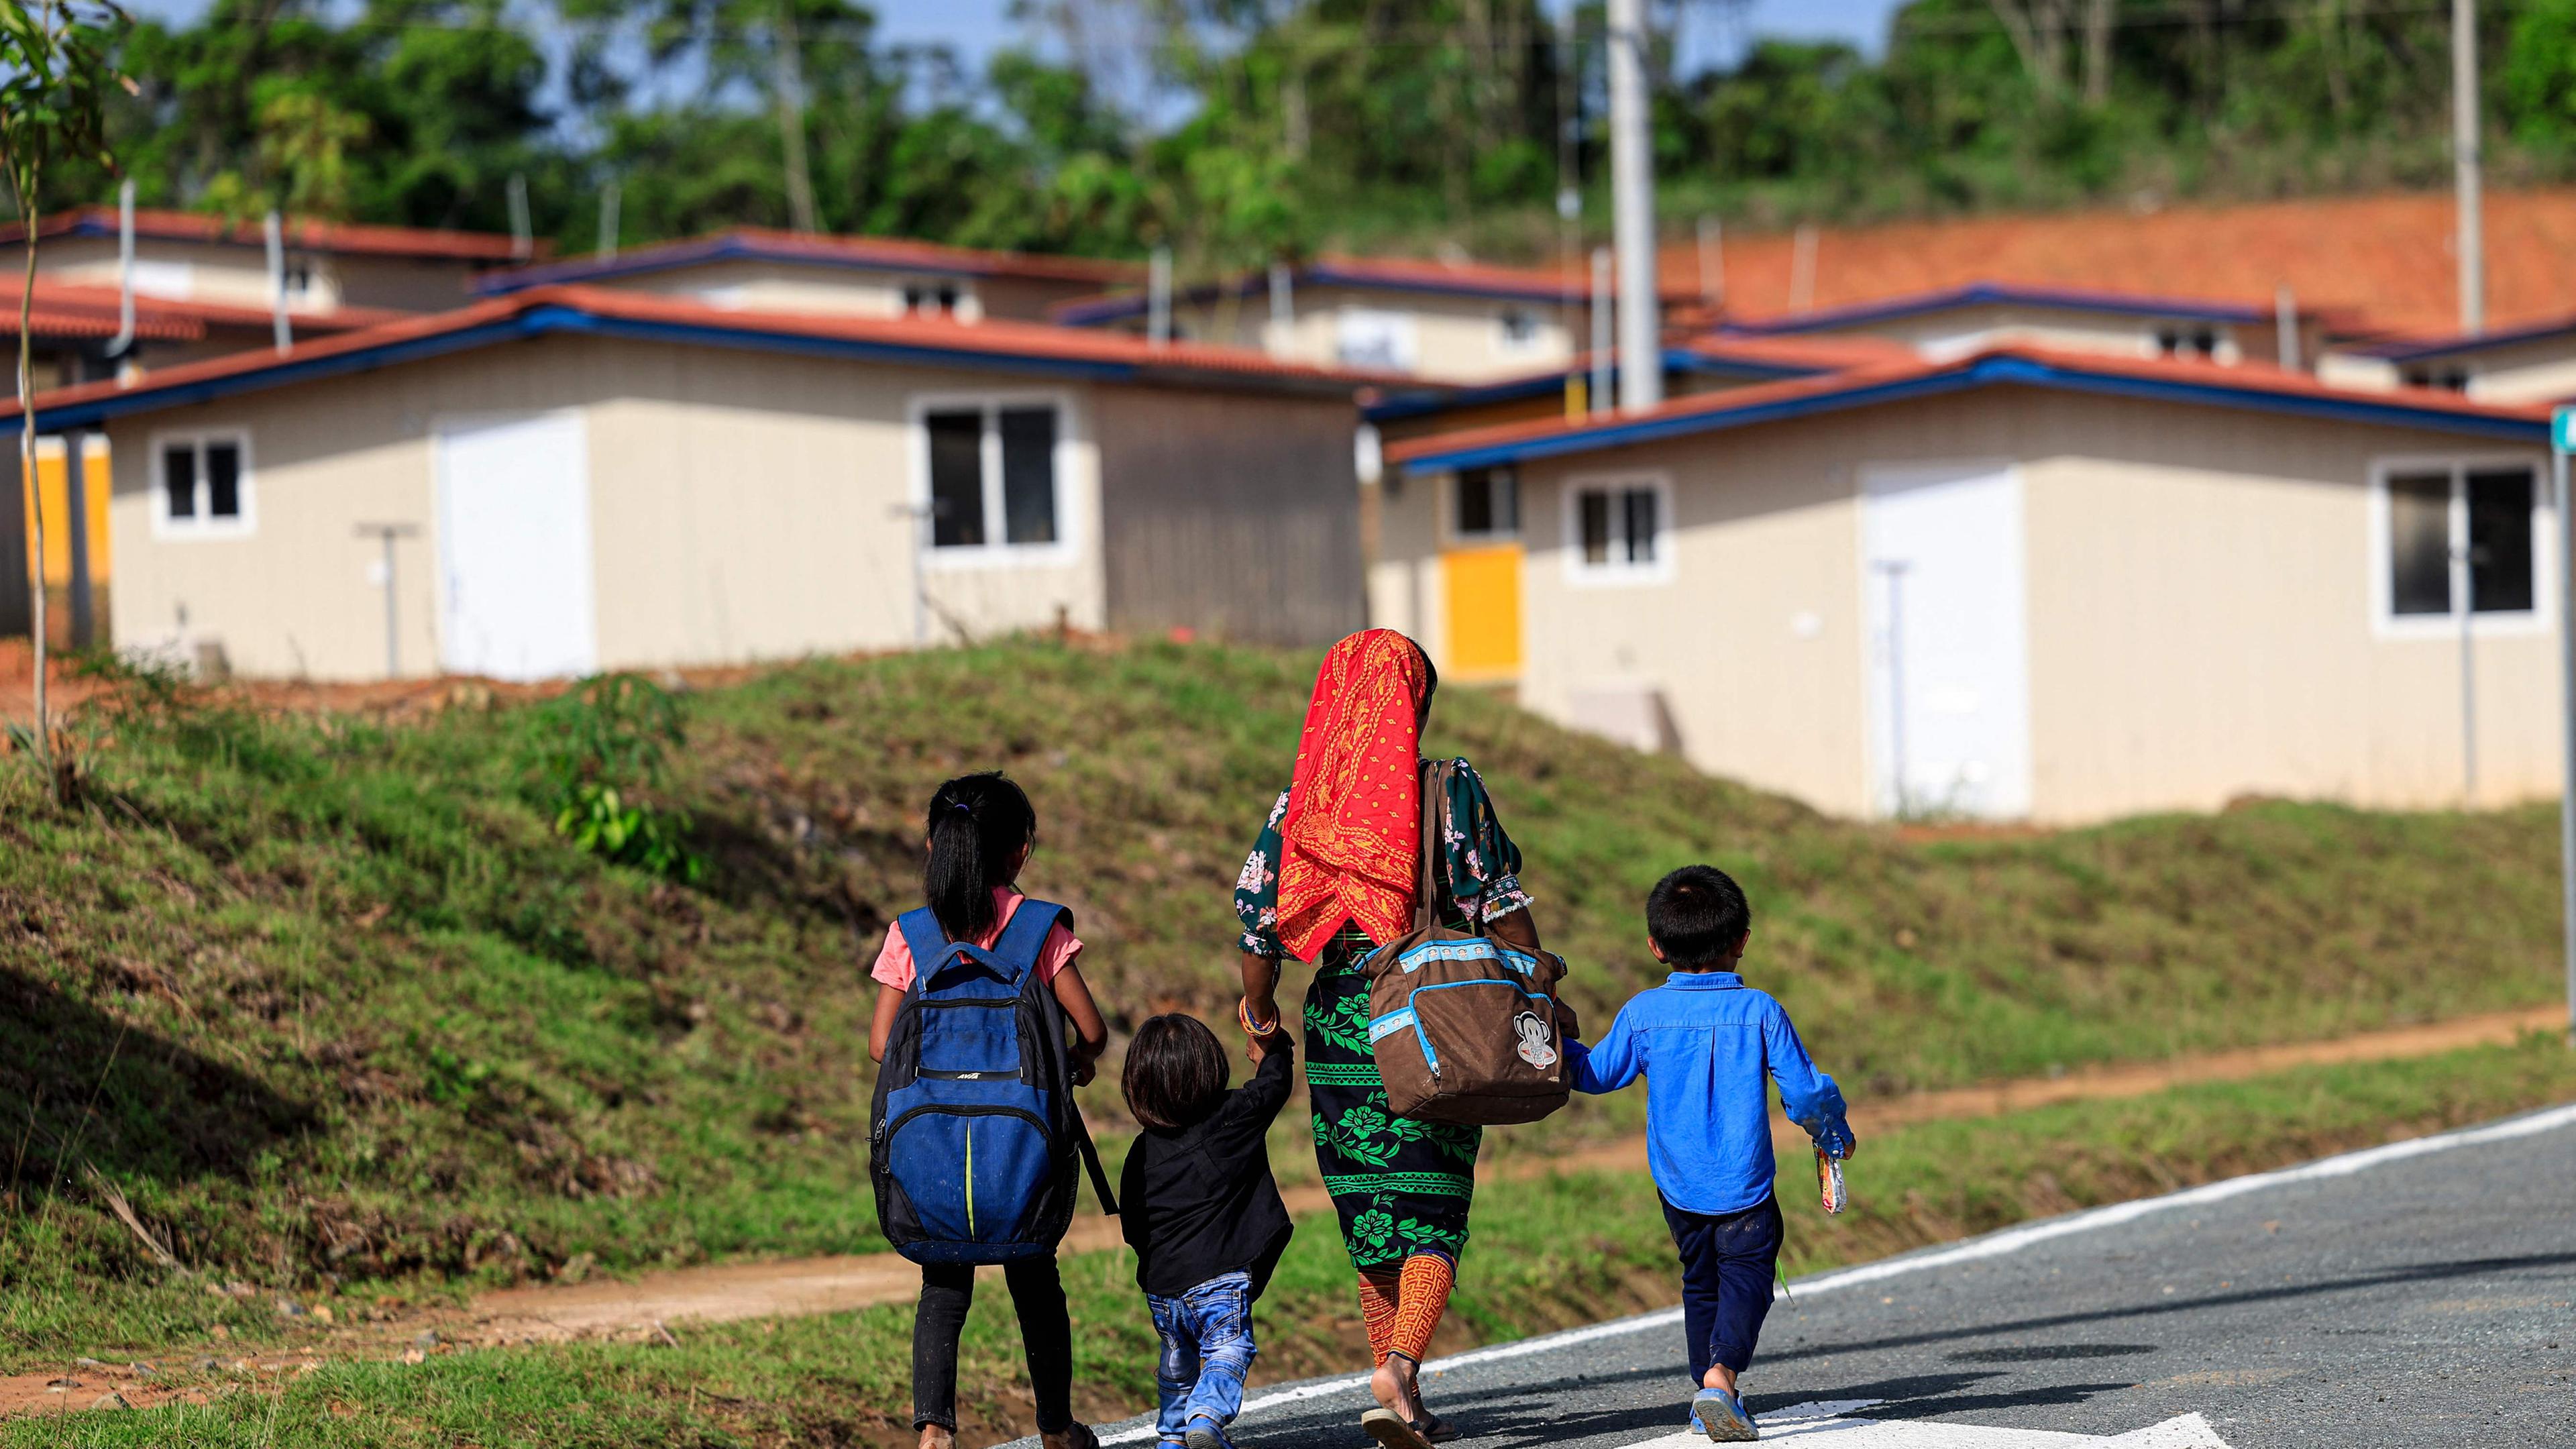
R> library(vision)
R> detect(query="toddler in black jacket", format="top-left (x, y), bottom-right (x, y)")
top-left (1120, 1014), bottom-right (1295, 1449)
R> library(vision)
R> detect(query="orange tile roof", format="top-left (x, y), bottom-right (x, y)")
top-left (1662, 188), bottom-right (2576, 339)
top-left (1387, 343), bottom-right (2547, 472)
top-left (476, 226), bottom-right (1140, 293)
top-left (0, 279), bottom-right (205, 341)
top-left (3, 206), bottom-right (539, 262)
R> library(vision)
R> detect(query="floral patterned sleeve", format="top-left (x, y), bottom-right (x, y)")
top-left (1234, 788), bottom-right (1292, 957)
top-left (1438, 758), bottom-right (1534, 924)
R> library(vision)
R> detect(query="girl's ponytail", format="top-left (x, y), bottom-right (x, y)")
top-left (923, 771), bottom-right (1038, 941)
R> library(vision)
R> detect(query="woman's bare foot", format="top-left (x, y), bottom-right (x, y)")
top-left (1371, 1354), bottom-right (1426, 1421)
top-left (916, 1426), bottom-right (955, 1449)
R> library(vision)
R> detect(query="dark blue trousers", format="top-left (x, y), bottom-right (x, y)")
top-left (1661, 1194), bottom-right (1784, 1382)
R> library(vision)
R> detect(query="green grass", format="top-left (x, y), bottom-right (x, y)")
top-left (0, 638), bottom-right (2564, 1364)
top-left (14, 1036), bottom-right (2574, 1448)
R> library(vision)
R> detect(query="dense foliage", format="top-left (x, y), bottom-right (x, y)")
top-left (30, 0), bottom-right (2576, 278)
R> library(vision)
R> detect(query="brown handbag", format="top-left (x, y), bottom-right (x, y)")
top-left (1359, 759), bottom-right (1570, 1126)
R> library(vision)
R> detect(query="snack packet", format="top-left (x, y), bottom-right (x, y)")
top-left (1815, 1147), bottom-right (1847, 1215)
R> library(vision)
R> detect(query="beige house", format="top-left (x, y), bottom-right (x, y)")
top-left (472, 228), bottom-right (1137, 325)
top-left (1381, 345), bottom-right (2561, 822)
top-left (11, 286), bottom-right (1365, 682)
top-left (1057, 256), bottom-right (1695, 384)
top-left (1716, 281), bottom-right (2330, 371)
top-left (10, 206), bottom-right (529, 316)
top-left (2318, 314), bottom-right (2576, 404)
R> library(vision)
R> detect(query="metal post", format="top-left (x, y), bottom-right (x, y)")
top-left (109, 180), bottom-right (135, 360)
top-left (264, 212), bottom-right (292, 354)
top-left (2456, 529), bottom-right (2482, 803)
top-left (1697, 215), bottom-right (1723, 311)
top-left (1267, 261), bottom-right (1293, 352)
top-left (2455, 0), bottom-right (2484, 334)
top-left (2275, 284), bottom-right (2300, 370)
top-left (1148, 247), bottom-right (1173, 349)
top-left (598, 181), bottom-right (621, 260)
top-left (1589, 246), bottom-right (1614, 417)
top-left (1790, 223), bottom-right (1819, 313)
top-left (508, 174), bottom-right (533, 261)
top-left (1607, 0), bottom-right (1661, 413)
top-left (354, 523), bottom-right (419, 678)
top-left (1874, 559), bottom-right (1912, 818)
top-left (2554, 420), bottom-right (2576, 1044)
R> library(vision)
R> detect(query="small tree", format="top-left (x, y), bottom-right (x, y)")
top-left (0, 0), bottom-right (125, 771)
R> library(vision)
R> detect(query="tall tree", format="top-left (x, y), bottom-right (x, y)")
top-left (0, 0), bottom-right (124, 774)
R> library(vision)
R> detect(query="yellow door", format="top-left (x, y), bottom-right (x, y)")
top-left (22, 436), bottom-right (112, 586)
top-left (1442, 543), bottom-right (1523, 682)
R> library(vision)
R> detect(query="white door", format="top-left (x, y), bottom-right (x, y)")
top-left (434, 412), bottom-right (598, 681)
top-left (1862, 463), bottom-right (2032, 819)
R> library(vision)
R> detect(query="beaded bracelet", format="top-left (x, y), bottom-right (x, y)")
top-left (1238, 999), bottom-right (1283, 1037)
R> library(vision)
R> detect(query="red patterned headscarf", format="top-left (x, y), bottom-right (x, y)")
top-left (1274, 630), bottom-right (1434, 961)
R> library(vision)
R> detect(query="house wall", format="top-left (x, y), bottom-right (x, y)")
top-left (1091, 385), bottom-right (1362, 645)
top-left (567, 260), bottom-right (1109, 325)
top-left (103, 335), bottom-right (1109, 680)
top-left (39, 235), bottom-right (484, 313)
top-left (2447, 335), bottom-right (2576, 405)
top-left (1385, 388), bottom-right (2559, 822)
top-left (1157, 285), bottom-right (1576, 382)
top-left (1813, 303), bottom-right (2293, 366)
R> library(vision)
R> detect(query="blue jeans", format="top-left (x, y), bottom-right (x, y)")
top-left (1662, 1194), bottom-right (1783, 1383)
top-left (1147, 1271), bottom-right (1257, 1444)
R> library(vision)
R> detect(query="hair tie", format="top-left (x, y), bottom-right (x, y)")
top-left (948, 800), bottom-right (973, 813)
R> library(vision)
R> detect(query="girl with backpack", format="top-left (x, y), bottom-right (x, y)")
top-left (869, 771), bottom-right (1110, 1449)
top-left (1232, 630), bottom-right (1568, 1449)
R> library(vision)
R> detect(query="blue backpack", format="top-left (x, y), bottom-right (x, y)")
top-left (869, 899), bottom-right (1117, 1264)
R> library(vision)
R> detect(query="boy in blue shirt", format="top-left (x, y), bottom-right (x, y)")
top-left (1566, 865), bottom-right (1855, 1442)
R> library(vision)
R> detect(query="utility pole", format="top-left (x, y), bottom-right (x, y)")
top-left (775, 0), bottom-right (818, 233)
top-left (1590, 246), bottom-right (1615, 417)
top-left (1697, 215), bottom-right (1723, 311)
top-left (2455, 534), bottom-right (2484, 802)
top-left (2275, 284), bottom-right (2300, 371)
top-left (2455, 0), bottom-right (2485, 334)
top-left (598, 180), bottom-right (622, 260)
top-left (264, 211), bottom-right (292, 354)
top-left (354, 523), bottom-right (420, 678)
top-left (1148, 247), bottom-right (1173, 349)
top-left (1607, 0), bottom-right (1661, 413)
top-left (507, 174), bottom-right (533, 261)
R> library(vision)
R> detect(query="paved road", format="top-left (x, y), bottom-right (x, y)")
top-left (1061, 1103), bottom-right (2576, 1449)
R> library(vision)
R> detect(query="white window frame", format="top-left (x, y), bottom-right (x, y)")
top-left (2367, 453), bottom-right (2553, 639)
top-left (149, 428), bottom-right (257, 540)
top-left (908, 390), bottom-right (1080, 571)
top-left (1445, 464), bottom-right (1521, 545)
top-left (1561, 471), bottom-right (1674, 586)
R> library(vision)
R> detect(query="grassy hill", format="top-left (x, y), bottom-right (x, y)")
top-left (0, 639), bottom-right (2563, 1363)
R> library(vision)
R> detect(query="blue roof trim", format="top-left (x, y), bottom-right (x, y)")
top-left (1362, 347), bottom-right (1825, 423)
top-left (1397, 355), bottom-right (2545, 474)
top-left (21, 304), bottom-right (1357, 431)
top-left (1723, 282), bottom-right (2270, 336)
top-left (1059, 265), bottom-right (1588, 327)
top-left (2357, 315), bottom-right (2576, 362)
top-left (26, 315), bottom-right (555, 431)
top-left (474, 234), bottom-right (1085, 295)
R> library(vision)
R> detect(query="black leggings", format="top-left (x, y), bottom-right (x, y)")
top-left (912, 1257), bottom-right (1074, 1434)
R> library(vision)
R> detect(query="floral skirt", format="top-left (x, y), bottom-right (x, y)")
top-left (1303, 938), bottom-right (1481, 1273)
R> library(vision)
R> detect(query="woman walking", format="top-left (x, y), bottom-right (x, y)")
top-left (1232, 629), bottom-right (1557, 1449)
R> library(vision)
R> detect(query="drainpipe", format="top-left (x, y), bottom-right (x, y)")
top-left (264, 211), bottom-right (292, 354)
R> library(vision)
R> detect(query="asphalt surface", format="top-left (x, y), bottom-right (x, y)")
top-left (1046, 1103), bottom-right (2576, 1449)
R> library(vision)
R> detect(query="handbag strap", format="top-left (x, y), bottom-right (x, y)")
top-left (1411, 757), bottom-right (1462, 934)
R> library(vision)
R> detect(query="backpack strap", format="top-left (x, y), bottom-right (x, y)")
top-left (894, 907), bottom-right (959, 995)
top-left (996, 898), bottom-right (1118, 1217)
top-left (989, 897), bottom-right (1069, 979)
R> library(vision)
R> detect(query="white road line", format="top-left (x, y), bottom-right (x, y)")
top-left (1617, 1405), bottom-right (2229, 1447)
top-left (1090, 1099), bottom-right (2576, 1445)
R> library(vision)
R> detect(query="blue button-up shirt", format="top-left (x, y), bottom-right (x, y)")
top-left (1566, 971), bottom-right (1853, 1216)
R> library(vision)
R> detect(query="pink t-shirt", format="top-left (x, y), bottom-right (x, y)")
top-left (870, 886), bottom-right (1083, 991)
